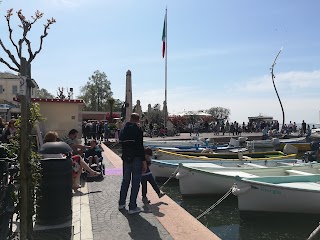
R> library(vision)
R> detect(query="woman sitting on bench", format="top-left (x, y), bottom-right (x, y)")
top-left (43, 131), bottom-right (99, 190)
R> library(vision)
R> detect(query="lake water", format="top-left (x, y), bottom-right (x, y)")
top-left (111, 146), bottom-right (320, 240)
top-left (161, 181), bottom-right (319, 240)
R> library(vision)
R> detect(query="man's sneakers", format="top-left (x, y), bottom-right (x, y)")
top-left (128, 207), bottom-right (141, 214)
top-left (120, 204), bottom-right (141, 214)
top-left (118, 204), bottom-right (126, 210)
top-left (142, 197), bottom-right (150, 204)
top-left (158, 190), bottom-right (166, 198)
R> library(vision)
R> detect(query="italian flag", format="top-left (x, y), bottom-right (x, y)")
top-left (162, 13), bottom-right (166, 58)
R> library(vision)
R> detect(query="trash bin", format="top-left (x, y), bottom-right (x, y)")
top-left (36, 142), bottom-right (73, 225)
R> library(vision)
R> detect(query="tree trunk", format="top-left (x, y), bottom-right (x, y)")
top-left (19, 58), bottom-right (33, 239)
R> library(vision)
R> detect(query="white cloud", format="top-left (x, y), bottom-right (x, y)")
top-left (237, 70), bottom-right (320, 93)
top-left (133, 71), bottom-right (320, 124)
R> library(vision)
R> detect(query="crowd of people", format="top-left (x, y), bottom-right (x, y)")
top-left (160, 119), bottom-right (314, 138)
top-left (82, 119), bottom-right (123, 144)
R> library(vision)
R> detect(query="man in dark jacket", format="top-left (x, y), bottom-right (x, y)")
top-left (118, 113), bottom-right (147, 214)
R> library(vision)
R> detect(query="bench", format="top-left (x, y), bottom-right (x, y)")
top-left (285, 170), bottom-right (314, 176)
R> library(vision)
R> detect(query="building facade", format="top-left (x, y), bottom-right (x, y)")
top-left (29, 98), bottom-right (84, 139)
top-left (0, 72), bottom-right (39, 120)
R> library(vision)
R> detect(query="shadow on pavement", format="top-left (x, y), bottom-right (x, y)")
top-left (73, 190), bottom-right (102, 196)
top-left (147, 201), bottom-right (168, 217)
top-left (120, 210), bottom-right (163, 240)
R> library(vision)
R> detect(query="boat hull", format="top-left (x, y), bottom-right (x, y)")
top-left (178, 163), bottom-right (320, 196)
top-left (150, 159), bottom-right (299, 179)
top-left (155, 149), bottom-right (297, 161)
top-left (144, 140), bottom-right (201, 148)
top-left (234, 175), bottom-right (320, 214)
top-left (276, 142), bottom-right (311, 151)
top-left (178, 167), bottom-right (246, 195)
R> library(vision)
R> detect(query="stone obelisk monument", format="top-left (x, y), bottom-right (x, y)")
top-left (125, 70), bottom-right (133, 122)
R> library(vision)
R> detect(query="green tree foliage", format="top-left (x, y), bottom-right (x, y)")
top-left (78, 70), bottom-right (123, 112)
top-left (113, 98), bottom-right (123, 112)
top-left (38, 88), bottom-right (54, 99)
top-left (207, 107), bottom-right (230, 120)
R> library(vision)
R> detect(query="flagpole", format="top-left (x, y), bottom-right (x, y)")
top-left (164, 7), bottom-right (168, 128)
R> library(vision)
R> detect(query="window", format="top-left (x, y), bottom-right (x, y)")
top-left (0, 85), bottom-right (3, 94)
top-left (12, 85), bottom-right (18, 94)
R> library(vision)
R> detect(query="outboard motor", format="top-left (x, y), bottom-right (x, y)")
top-left (303, 141), bottom-right (320, 162)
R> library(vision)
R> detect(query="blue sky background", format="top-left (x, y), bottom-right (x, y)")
top-left (0, 0), bottom-right (320, 124)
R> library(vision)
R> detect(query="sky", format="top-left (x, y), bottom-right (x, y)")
top-left (0, 0), bottom-right (320, 124)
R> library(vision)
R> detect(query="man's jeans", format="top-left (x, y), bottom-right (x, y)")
top-left (119, 158), bottom-right (142, 210)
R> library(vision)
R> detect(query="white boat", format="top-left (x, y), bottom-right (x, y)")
top-left (246, 137), bottom-right (306, 149)
top-left (144, 140), bottom-right (203, 148)
top-left (144, 137), bottom-right (246, 150)
top-left (246, 139), bottom-right (277, 148)
top-left (154, 148), bottom-right (297, 161)
top-left (233, 174), bottom-right (320, 214)
top-left (155, 147), bottom-right (206, 152)
top-left (177, 162), bottom-right (320, 196)
top-left (150, 159), bottom-right (299, 179)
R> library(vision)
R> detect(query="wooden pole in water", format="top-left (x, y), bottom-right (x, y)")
top-left (271, 47), bottom-right (284, 132)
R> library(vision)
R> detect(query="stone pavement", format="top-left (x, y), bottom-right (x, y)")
top-left (85, 144), bottom-right (219, 240)
top-left (87, 163), bottom-right (172, 240)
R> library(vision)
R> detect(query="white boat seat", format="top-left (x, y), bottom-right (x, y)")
top-left (285, 170), bottom-right (314, 176)
top-left (243, 163), bottom-right (268, 168)
top-left (277, 162), bottom-right (296, 166)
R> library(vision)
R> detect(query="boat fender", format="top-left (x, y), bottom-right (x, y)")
top-left (272, 138), bottom-right (280, 146)
top-left (238, 152), bottom-right (243, 161)
top-left (232, 185), bottom-right (251, 196)
top-left (175, 171), bottom-right (189, 179)
top-left (283, 143), bottom-right (298, 154)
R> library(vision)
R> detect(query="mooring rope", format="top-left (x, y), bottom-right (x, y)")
top-left (196, 186), bottom-right (234, 220)
top-left (159, 165), bottom-right (180, 190)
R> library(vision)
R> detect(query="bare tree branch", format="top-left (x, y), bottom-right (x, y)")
top-left (16, 10), bottom-right (43, 60)
top-left (0, 8), bottom-right (20, 71)
top-left (29, 17), bottom-right (56, 64)
top-left (0, 57), bottom-right (19, 72)
top-left (0, 8), bottom-right (55, 71)
top-left (5, 9), bottom-right (19, 56)
top-left (0, 38), bottom-right (20, 68)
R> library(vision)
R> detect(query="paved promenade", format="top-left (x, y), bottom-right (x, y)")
top-left (85, 144), bottom-right (219, 240)
top-left (26, 133), bottom-right (262, 239)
